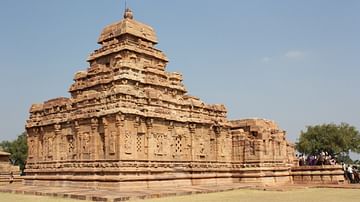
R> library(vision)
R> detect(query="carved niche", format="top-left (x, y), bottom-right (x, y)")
top-left (153, 133), bottom-right (166, 156)
top-left (28, 138), bottom-right (35, 158)
top-left (220, 137), bottom-right (227, 157)
top-left (66, 134), bottom-right (76, 160)
top-left (80, 132), bottom-right (91, 159)
top-left (109, 131), bottom-right (116, 154)
top-left (249, 140), bottom-right (256, 156)
top-left (210, 138), bottom-right (216, 157)
top-left (45, 135), bottom-right (54, 158)
top-left (195, 132), bottom-right (207, 159)
top-left (198, 142), bottom-right (206, 158)
top-left (124, 131), bottom-right (132, 154)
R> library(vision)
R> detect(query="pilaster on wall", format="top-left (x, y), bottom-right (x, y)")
top-left (116, 113), bottom-right (125, 160)
top-left (188, 123), bottom-right (196, 163)
top-left (54, 123), bottom-right (62, 161)
top-left (90, 118), bottom-right (99, 160)
top-left (27, 128), bottom-right (37, 163)
top-left (74, 120), bottom-right (80, 160)
top-left (102, 116), bottom-right (109, 159)
top-left (144, 117), bottom-right (152, 161)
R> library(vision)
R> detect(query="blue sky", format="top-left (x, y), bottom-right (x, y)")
top-left (0, 1), bottom-right (359, 158)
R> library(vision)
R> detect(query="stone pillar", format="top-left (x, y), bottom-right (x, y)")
top-left (54, 123), bottom-right (62, 161)
top-left (231, 133), bottom-right (238, 162)
top-left (74, 120), bottom-right (80, 160)
top-left (116, 113), bottom-right (125, 160)
top-left (168, 121), bottom-right (174, 159)
top-left (31, 128), bottom-right (40, 162)
top-left (102, 117), bottom-right (109, 159)
top-left (212, 124), bottom-right (221, 162)
top-left (91, 118), bottom-right (99, 160)
top-left (38, 127), bottom-right (44, 161)
top-left (271, 137), bottom-right (275, 161)
top-left (145, 118), bottom-right (153, 160)
top-left (189, 123), bottom-right (196, 163)
top-left (255, 139), bottom-right (262, 161)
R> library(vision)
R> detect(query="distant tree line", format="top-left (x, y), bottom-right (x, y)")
top-left (296, 123), bottom-right (360, 164)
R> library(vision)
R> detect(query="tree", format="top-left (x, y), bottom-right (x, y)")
top-left (0, 132), bottom-right (28, 173)
top-left (296, 123), bottom-right (360, 163)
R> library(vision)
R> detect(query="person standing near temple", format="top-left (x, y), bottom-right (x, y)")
top-left (347, 165), bottom-right (354, 183)
top-left (352, 166), bottom-right (360, 183)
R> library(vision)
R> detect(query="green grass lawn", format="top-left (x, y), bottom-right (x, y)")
top-left (1, 188), bottom-right (359, 202)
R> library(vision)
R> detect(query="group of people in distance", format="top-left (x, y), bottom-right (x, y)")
top-left (297, 151), bottom-right (337, 166)
top-left (296, 151), bottom-right (360, 184)
top-left (342, 163), bottom-right (360, 184)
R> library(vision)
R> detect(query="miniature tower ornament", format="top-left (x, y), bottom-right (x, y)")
top-left (124, 7), bottom-right (133, 19)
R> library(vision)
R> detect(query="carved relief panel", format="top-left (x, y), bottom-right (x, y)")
top-left (38, 132), bottom-right (44, 161)
top-left (153, 133), bottom-right (166, 156)
top-left (198, 142), bottom-right (206, 158)
top-left (58, 134), bottom-right (66, 160)
top-left (54, 128), bottom-right (68, 160)
top-left (28, 137), bottom-right (36, 159)
top-left (195, 131), bottom-right (208, 160)
top-left (80, 132), bottom-right (91, 159)
top-left (250, 140), bottom-right (256, 156)
top-left (66, 134), bottom-right (76, 160)
top-left (210, 138), bottom-right (216, 159)
top-left (124, 130), bottom-right (132, 154)
top-left (220, 136), bottom-right (227, 157)
top-left (45, 134), bottom-right (54, 159)
top-left (263, 140), bottom-right (268, 156)
top-left (109, 131), bottom-right (117, 154)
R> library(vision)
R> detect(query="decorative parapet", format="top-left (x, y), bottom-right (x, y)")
top-left (291, 165), bottom-right (345, 184)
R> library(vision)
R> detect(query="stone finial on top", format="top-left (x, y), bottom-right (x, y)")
top-left (124, 8), bottom-right (133, 19)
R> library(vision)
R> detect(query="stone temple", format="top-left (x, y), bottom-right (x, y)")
top-left (24, 8), bottom-right (343, 189)
top-left (0, 148), bottom-right (20, 185)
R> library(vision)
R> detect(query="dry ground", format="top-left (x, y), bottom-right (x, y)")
top-left (1, 188), bottom-right (359, 202)
top-left (0, 192), bottom-right (81, 202)
top-left (134, 188), bottom-right (360, 202)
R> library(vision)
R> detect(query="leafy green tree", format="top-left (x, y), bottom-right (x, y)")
top-left (0, 132), bottom-right (28, 173)
top-left (296, 123), bottom-right (360, 163)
